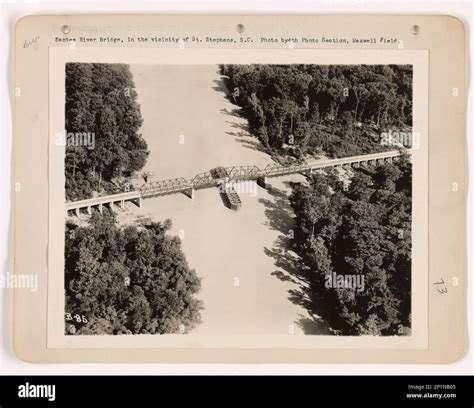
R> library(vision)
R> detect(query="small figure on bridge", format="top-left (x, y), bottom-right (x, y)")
top-left (142, 171), bottom-right (153, 184)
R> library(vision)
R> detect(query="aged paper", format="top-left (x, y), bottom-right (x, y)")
top-left (48, 47), bottom-right (428, 351)
top-left (14, 15), bottom-right (465, 363)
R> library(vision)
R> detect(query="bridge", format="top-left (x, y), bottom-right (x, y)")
top-left (66, 149), bottom-right (404, 217)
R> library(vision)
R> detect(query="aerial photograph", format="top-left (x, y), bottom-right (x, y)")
top-left (63, 62), bottom-right (413, 337)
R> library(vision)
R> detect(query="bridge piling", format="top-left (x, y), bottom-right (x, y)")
top-left (183, 188), bottom-right (194, 199)
top-left (299, 168), bottom-right (312, 178)
top-left (256, 176), bottom-right (267, 189)
top-left (65, 150), bottom-right (405, 217)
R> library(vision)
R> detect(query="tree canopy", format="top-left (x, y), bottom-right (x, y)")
top-left (289, 155), bottom-right (412, 335)
top-left (65, 214), bottom-right (202, 335)
top-left (222, 64), bottom-right (413, 158)
top-left (65, 63), bottom-right (149, 201)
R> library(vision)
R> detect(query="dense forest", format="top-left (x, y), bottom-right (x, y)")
top-left (64, 64), bottom-right (201, 336)
top-left (289, 154), bottom-right (412, 335)
top-left (63, 62), bottom-right (413, 337)
top-left (65, 63), bottom-right (149, 201)
top-left (221, 64), bottom-right (413, 159)
top-left (224, 63), bottom-right (414, 335)
top-left (65, 213), bottom-right (202, 335)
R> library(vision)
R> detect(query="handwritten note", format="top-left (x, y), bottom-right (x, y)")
top-left (433, 278), bottom-right (448, 295)
top-left (23, 36), bottom-right (40, 50)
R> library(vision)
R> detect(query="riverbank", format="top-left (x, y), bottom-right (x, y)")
top-left (116, 64), bottom-right (320, 334)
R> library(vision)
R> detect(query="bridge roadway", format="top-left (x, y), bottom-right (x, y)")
top-left (65, 149), bottom-right (404, 216)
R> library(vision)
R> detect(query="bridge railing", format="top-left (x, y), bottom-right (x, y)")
top-left (66, 149), bottom-right (406, 208)
top-left (140, 177), bottom-right (191, 197)
top-left (65, 190), bottom-right (141, 210)
top-left (191, 172), bottom-right (215, 189)
top-left (224, 165), bottom-right (264, 181)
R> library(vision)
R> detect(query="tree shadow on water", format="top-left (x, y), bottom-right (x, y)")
top-left (233, 135), bottom-right (267, 154)
top-left (212, 78), bottom-right (241, 112)
top-left (258, 183), bottom-right (294, 233)
top-left (212, 78), bottom-right (228, 94)
top-left (260, 186), bottom-right (309, 293)
top-left (220, 107), bottom-right (242, 118)
top-left (213, 77), bottom-right (267, 154)
top-left (226, 120), bottom-right (248, 131)
top-left (212, 76), bottom-right (242, 116)
top-left (259, 182), bottom-right (333, 335)
top-left (224, 122), bottom-right (267, 154)
top-left (295, 314), bottom-right (332, 335)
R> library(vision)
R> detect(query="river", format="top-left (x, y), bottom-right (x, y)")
top-left (119, 64), bottom-right (313, 335)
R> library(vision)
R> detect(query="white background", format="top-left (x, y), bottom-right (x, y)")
top-left (1, 0), bottom-right (472, 375)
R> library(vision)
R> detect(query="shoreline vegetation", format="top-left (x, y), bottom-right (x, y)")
top-left (220, 64), bottom-right (412, 162)
top-left (222, 64), bottom-right (413, 335)
top-left (288, 154), bottom-right (412, 335)
top-left (65, 214), bottom-right (202, 335)
top-left (65, 63), bottom-right (413, 336)
top-left (64, 63), bottom-right (202, 335)
top-left (65, 63), bottom-right (149, 202)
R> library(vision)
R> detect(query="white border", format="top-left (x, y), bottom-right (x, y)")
top-left (48, 47), bottom-right (428, 351)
